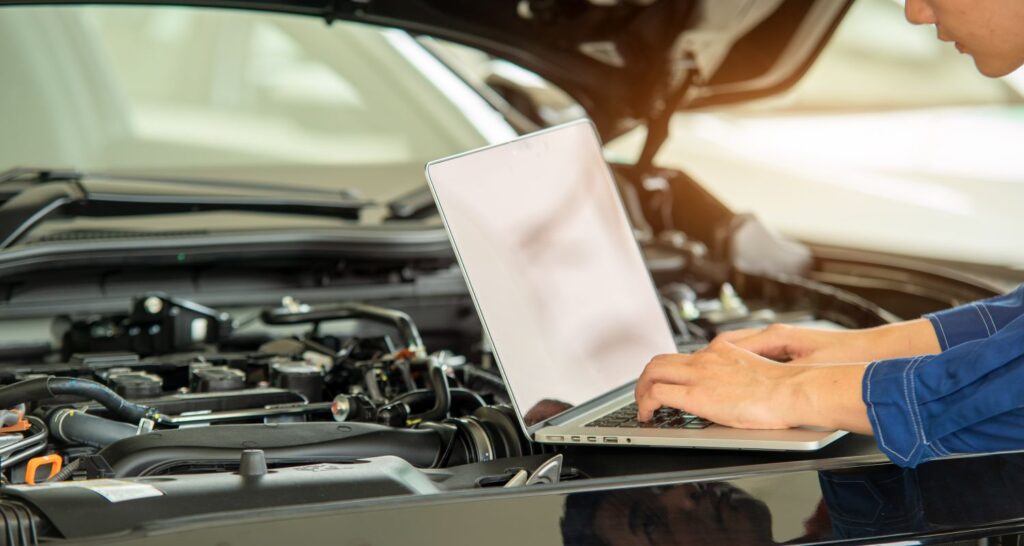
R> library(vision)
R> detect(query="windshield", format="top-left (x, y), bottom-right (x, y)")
top-left (0, 6), bottom-right (514, 199)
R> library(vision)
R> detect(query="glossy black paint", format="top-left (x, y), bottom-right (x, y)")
top-left (61, 438), bottom-right (1024, 546)
top-left (560, 454), bottom-right (1024, 544)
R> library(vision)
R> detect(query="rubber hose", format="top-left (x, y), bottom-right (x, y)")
top-left (408, 359), bottom-right (450, 422)
top-left (392, 388), bottom-right (485, 417)
top-left (461, 366), bottom-right (508, 394)
top-left (50, 409), bottom-right (139, 448)
top-left (0, 377), bottom-right (158, 423)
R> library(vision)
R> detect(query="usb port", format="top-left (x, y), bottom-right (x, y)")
top-left (604, 437), bottom-right (618, 443)
top-left (570, 435), bottom-right (581, 442)
top-left (586, 436), bottom-right (597, 442)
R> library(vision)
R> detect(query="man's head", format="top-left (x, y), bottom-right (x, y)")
top-left (905, 0), bottom-right (1024, 77)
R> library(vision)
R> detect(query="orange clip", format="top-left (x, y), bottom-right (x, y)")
top-left (391, 348), bottom-right (417, 361)
top-left (26, 454), bottom-right (63, 486)
top-left (0, 410), bottom-right (32, 433)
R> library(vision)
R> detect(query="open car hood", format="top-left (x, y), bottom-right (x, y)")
top-left (1, 0), bottom-right (851, 138)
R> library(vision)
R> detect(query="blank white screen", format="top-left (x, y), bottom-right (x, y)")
top-left (428, 122), bottom-right (677, 425)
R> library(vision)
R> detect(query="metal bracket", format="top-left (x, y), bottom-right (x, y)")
top-left (524, 454), bottom-right (563, 486)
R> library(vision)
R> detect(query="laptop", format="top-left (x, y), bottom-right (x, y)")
top-left (425, 120), bottom-right (846, 451)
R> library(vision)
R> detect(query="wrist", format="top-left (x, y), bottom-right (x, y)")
top-left (864, 319), bottom-right (941, 359)
top-left (774, 366), bottom-right (815, 429)
top-left (775, 364), bottom-right (872, 433)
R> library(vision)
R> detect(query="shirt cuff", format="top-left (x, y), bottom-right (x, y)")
top-left (926, 305), bottom-right (994, 352)
top-left (863, 358), bottom-right (943, 468)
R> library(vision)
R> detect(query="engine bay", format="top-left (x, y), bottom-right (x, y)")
top-left (0, 206), bottom-right (944, 541)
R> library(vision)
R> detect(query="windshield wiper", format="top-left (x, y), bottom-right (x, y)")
top-left (386, 186), bottom-right (436, 220)
top-left (0, 167), bottom-right (82, 184)
top-left (0, 167), bottom-right (369, 249)
top-left (0, 167), bottom-right (82, 202)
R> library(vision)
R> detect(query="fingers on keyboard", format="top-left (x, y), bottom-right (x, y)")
top-left (586, 404), bottom-right (712, 429)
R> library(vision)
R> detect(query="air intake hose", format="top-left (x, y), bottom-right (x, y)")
top-left (50, 409), bottom-right (140, 448)
top-left (0, 377), bottom-right (159, 423)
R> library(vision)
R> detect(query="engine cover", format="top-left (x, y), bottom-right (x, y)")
top-left (5, 456), bottom-right (440, 540)
top-left (92, 422), bottom-right (444, 477)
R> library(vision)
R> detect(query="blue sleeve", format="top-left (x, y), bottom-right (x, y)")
top-left (926, 284), bottom-right (1024, 351)
top-left (864, 313), bottom-right (1024, 468)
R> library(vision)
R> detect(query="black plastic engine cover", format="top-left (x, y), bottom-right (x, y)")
top-left (93, 422), bottom-right (444, 477)
top-left (3, 456), bottom-right (440, 540)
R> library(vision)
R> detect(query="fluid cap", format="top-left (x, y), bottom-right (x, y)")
top-left (239, 449), bottom-right (268, 478)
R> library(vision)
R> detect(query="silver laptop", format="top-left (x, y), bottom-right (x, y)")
top-left (425, 120), bottom-right (845, 451)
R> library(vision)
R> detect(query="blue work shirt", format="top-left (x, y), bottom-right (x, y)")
top-left (864, 284), bottom-right (1024, 468)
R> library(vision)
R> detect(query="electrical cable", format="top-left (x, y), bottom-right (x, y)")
top-left (46, 458), bottom-right (81, 483)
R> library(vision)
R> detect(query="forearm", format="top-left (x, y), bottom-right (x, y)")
top-left (782, 364), bottom-right (872, 434)
top-left (857, 319), bottom-right (941, 360)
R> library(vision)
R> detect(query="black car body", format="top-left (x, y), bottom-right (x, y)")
top-left (0, 1), bottom-right (1023, 545)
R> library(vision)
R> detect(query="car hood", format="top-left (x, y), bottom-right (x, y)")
top-left (0, 0), bottom-right (850, 139)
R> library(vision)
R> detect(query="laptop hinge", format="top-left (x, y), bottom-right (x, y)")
top-left (529, 381), bottom-right (635, 433)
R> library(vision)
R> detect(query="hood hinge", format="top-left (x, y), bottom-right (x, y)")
top-left (323, 0), bottom-right (372, 25)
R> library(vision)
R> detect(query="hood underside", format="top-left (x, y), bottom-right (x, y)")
top-left (1, 0), bottom-right (851, 138)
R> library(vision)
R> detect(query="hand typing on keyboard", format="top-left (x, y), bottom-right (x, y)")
top-left (634, 338), bottom-right (871, 432)
top-left (585, 402), bottom-right (712, 429)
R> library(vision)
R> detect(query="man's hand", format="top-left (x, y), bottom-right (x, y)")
top-left (713, 324), bottom-right (865, 365)
top-left (635, 340), bottom-right (874, 434)
top-left (635, 339), bottom-right (803, 429)
top-left (715, 319), bottom-right (941, 365)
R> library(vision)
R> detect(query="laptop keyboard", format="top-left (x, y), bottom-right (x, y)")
top-left (585, 402), bottom-right (713, 429)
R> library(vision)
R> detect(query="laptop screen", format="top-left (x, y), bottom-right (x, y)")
top-left (426, 121), bottom-right (677, 429)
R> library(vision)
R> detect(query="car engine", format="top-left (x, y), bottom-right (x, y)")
top-left (0, 213), bottom-right (926, 541)
top-left (0, 293), bottom-right (548, 478)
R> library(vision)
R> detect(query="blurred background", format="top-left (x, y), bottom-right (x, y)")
top-left (2, 0), bottom-right (1021, 266)
top-left (436, 0), bottom-right (1024, 270)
